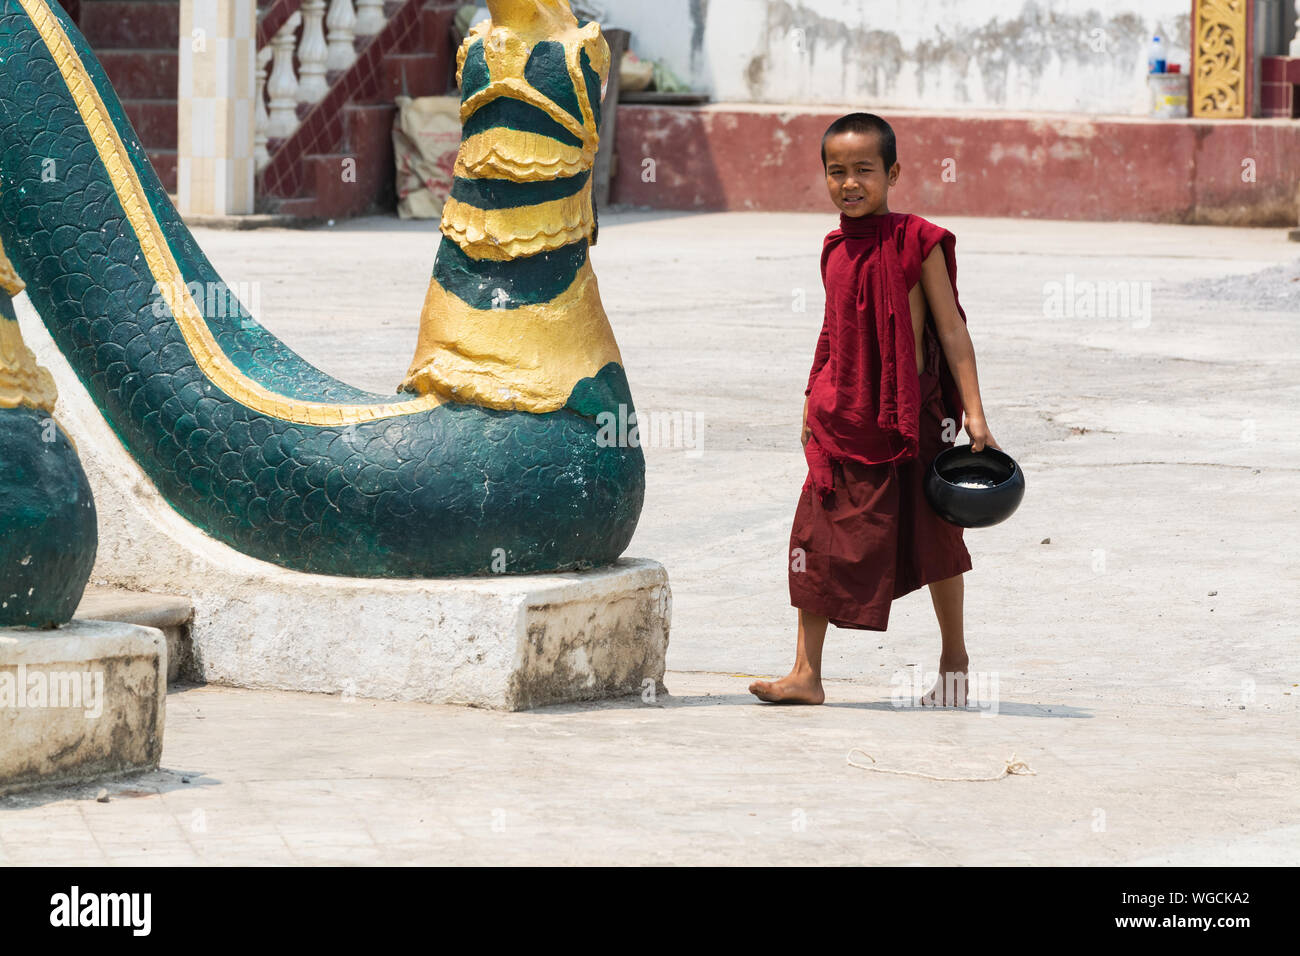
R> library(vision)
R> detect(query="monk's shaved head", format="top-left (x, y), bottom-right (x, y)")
top-left (821, 113), bottom-right (897, 170)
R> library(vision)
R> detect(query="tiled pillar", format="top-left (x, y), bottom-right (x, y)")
top-left (177, 0), bottom-right (256, 216)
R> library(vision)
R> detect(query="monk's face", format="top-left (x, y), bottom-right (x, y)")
top-left (823, 131), bottom-right (899, 217)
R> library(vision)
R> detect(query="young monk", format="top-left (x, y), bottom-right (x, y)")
top-left (749, 112), bottom-right (998, 708)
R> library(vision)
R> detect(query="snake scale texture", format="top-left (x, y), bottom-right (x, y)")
top-left (0, 0), bottom-right (644, 578)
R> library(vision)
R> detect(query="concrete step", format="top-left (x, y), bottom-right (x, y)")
top-left (267, 102), bottom-right (398, 217)
top-left (75, 587), bottom-right (194, 686)
top-left (393, 1), bottom-right (456, 56)
top-left (419, 3), bottom-right (457, 56)
top-left (79, 0), bottom-right (180, 51)
top-left (257, 1), bottom-right (455, 218)
top-left (0, 620), bottom-right (167, 797)
top-left (97, 49), bottom-right (178, 100)
top-left (273, 196), bottom-right (328, 219)
top-left (304, 154), bottom-right (380, 218)
top-left (121, 97), bottom-right (178, 150)
top-left (147, 148), bottom-right (178, 192)
top-left (378, 52), bottom-right (443, 101)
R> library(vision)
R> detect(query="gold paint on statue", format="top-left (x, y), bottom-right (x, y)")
top-left (475, 0), bottom-right (584, 44)
top-left (461, 80), bottom-right (592, 145)
top-left (1192, 0), bottom-right (1247, 118)
top-left (401, 259), bottom-right (621, 411)
top-left (0, 318), bottom-right (59, 413)
top-left (0, 236), bottom-right (24, 297)
top-left (454, 10), bottom-right (605, 157)
top-left (20, 0), bottom-right (445, 425)
top-left (0, 235), bottom-right (58, 413)
top-left (404, 0), bottom-right (621, 412)
top-left (439, 180), bottom-right (595, 260)
top-left (454, 130), bottom-right (592, 181)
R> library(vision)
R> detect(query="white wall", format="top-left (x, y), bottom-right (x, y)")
top-left (600, 0), bottom-right (1198, 115)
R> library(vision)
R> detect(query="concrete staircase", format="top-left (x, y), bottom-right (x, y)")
top-left (76, 588), bottom-right (195, 685)
top-left (71, 0), bottom-right (457, 219)
top-left (257, 1), bottom-right (457, 219)
top-left (75, 0), bottom-right (182, 193)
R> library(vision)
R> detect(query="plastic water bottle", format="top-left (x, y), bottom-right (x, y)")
top-left (1148, 35), bottom-right (1166, 73)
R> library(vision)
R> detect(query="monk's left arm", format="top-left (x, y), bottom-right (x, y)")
top-left (920, 247), bottom-right (999, 452)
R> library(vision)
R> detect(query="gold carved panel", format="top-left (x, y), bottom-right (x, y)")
top-left (1192, 0), bottom-right (1249, 118)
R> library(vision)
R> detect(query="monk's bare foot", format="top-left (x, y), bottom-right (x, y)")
top-left (749, 670), bottom-right (825, 704)
top-left (921, 656), bottom-right (970, 707)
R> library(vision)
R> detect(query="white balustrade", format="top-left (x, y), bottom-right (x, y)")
top-left (265, 11), bottom-right (302, 138)
top-left (297, 0), bottom-right (330, 104)
top-left (354, 0), bottom-right (386, 38)
top-left (256, 0), bottom-right (389, 164)
top-left (325, 0), bottom-right (358, 71)
top-left (254, 45), bottom-right (273, 171)
top-left (1291, 1), bottom-right (1300, 56)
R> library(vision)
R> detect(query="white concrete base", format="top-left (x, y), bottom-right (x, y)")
top-left (15, 294), bottom-right (672, 710)
top-left (174, 559), bottom-right (668, 710)
top-left (76, 589), bottom-right (194, 685)
top-left (0, 621), bottom-right (167, 796)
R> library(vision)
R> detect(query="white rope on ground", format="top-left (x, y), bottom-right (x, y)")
top-left (847, 748), bottom-right (1037, 782)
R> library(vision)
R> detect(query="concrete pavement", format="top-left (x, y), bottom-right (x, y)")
top-left (2, 210), bottom-right (1297, 864)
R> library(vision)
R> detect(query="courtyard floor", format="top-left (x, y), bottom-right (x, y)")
top-left (2, 210), bottom-right (1297, 865)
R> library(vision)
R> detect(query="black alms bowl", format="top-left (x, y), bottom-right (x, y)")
top-left (924, 444), bottom-right (1025, 529)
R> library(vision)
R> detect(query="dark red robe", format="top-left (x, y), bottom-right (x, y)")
top-left (790, 211), bottom-right (971, 631)
top-left (804, 211), bottom-right (967, 495)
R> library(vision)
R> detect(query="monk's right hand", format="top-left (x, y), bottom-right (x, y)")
top-left (801, 423), bottom-right (812, 447)
top-left (966, 414), bottom-right (1000, 453)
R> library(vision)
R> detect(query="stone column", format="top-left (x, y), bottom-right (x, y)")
top-left (177, 0), bottom-right (257, 216)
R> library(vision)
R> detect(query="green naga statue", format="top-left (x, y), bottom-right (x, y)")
top-left (0, 0), bottom-right (643, 578)
top-left (0, 238), bottom-right (98, 627)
